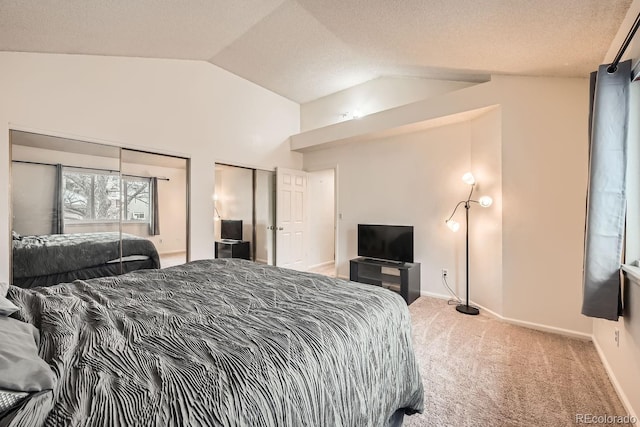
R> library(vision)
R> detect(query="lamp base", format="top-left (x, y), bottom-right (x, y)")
top-left (456, 304), bottom-right (480, 316)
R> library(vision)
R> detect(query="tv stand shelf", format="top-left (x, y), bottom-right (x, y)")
top-left (215, 240), bottom-right (250, 260)
top-left (349, 257), bottom-right (420, 305)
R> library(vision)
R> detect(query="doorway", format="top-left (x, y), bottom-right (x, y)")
top-left (306, 169), bottom-right (336, 277)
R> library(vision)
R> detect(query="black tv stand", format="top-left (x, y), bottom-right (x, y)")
top-left (349, 257), bottom-right (420, 305)
top-left (215, 240), bottom-right (250, 260)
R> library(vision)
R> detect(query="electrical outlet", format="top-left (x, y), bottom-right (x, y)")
top-left (441, 268), bottom-right (448, 278)
top-left (614, 328), bottom-right (620, 347)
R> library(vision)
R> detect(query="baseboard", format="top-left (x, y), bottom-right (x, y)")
top-left (307, 260), bottom-right (334, 270)
top-left (419, 290), bottom-right (592, 340)
top-left (592, 335), bottom-right (639, 425)
top-left (499, 313), bottom-right (592, 340)
top-left (159, 250), bottom-right (186, 256)
top-left (419, 290), bottom-right (451, 300)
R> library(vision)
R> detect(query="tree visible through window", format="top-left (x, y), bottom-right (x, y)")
top-left (63, 169), bottom-right (150, 222)
top-left (123, 179), bottom-right (150, 221)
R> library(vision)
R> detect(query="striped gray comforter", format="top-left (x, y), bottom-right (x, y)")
top-left (5, 259), bottom-right (424, 426)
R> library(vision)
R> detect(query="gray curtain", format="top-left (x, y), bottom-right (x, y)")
top-left (582, 60), bottom-right (631, 320)
top-left (52, 163), bottom-right (64, 234)
top-left (150, 177), bottom-right (160, 236)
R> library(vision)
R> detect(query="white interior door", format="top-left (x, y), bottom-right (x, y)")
top-left (276, 167), bottom-right (308, 270)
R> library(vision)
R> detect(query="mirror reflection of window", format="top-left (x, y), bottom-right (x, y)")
top-left (123, 178), bottom-right (150, 222)
top-left (63, 169), bottom-right (121, 223)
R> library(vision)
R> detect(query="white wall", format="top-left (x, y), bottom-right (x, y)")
top-left (303, 121), bottom-right (472, 298)
top-left (495, 76), bottom-right (590, 335)
top-left (307, 169), bottom-right (334, 268)
top-left (302, 74), bottom-right (592, 336)
top-left (469, 108), bottom-right (503, 314)
top-left (0, 52), bottom-right (301, 281)
top-left (301, 76), bottom-right (478, 131)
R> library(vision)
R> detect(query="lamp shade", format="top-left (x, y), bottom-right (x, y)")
top-left (446, 219), bottom-right (460, 232)
top-left (479, 196), bottom-right (493, 207)
top-left (462, 172), bottom-right (476, 185)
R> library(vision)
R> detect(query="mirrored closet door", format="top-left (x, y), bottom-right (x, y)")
top-left (121, 149), bottom-right (188, 268)
top-left (214, 164), bottom-right (275, 265)
top-left (10, 130), bottom-right (189, 287)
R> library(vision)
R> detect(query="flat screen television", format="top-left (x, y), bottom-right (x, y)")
top-left (221, 219), bottom-right (243, 241)
top-left (357, 224), bottom-right (414, 263)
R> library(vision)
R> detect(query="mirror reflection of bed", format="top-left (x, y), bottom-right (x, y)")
top-left (10, 130), bottom-right (189, 287)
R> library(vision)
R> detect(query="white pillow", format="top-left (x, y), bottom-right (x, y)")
top-left (0, 316), bottom-right (56, 392)
top-left (0, 295), bottom-right (19, 316)
top-left (0, 282), bottom-right (8, 298)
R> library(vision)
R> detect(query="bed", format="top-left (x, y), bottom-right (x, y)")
top-left (2, 259), bottom-right (424, 426)
top-left (12, 232), bottom-right (161, 288)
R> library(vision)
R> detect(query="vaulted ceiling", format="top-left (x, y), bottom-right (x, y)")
top-left (0, 0), bottom-right (633, 103)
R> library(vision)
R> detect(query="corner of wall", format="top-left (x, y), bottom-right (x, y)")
top-left (469, 107), bottom-right (503, 316)
top-left (592, 309), bottom-right (639, 423)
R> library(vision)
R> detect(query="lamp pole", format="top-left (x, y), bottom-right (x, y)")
top-left (445, 173), bottom-right (492, 315)
top-left (456, 200), bottom-right (479, 315)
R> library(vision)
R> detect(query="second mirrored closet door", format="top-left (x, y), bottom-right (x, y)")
top-left (214, 164), bottom-right (275, 265)
top-left (10, 130), bottom-right (189, 287)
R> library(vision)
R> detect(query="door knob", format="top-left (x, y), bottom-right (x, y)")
top-left (278, 227), bottom-right (284, 231)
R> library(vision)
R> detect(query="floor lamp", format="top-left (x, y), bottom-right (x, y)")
top-left (445, 172), bottom-right (492, 316)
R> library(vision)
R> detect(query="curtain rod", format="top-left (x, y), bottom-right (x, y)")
top-left (12, 160), bottom-right (170, 181)
top-left (608, 12), bottom-right (640, 73)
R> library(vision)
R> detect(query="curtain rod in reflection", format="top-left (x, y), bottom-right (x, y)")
top-left (12, 160), bottom-right (170, 181)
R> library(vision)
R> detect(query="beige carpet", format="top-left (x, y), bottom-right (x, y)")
top-left (404, 297), bottom-right (633, 427)
top-left (308, 262), bottom-right (336, 277)
top-left (160, 252), bottom-right (187, 268)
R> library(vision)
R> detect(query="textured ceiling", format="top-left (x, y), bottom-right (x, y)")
top-left (0, 0), bottom-right (633, 103)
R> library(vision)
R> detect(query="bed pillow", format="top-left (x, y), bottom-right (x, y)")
top-left (0, 295), bottom-right (19, 316)
top-left (0, 281), bottom-right (8, 298)
top-left (0, 316), bottom-right (56, 393)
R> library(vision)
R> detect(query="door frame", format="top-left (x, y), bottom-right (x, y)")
top-left (304, 165), bottom-right (339, 278)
